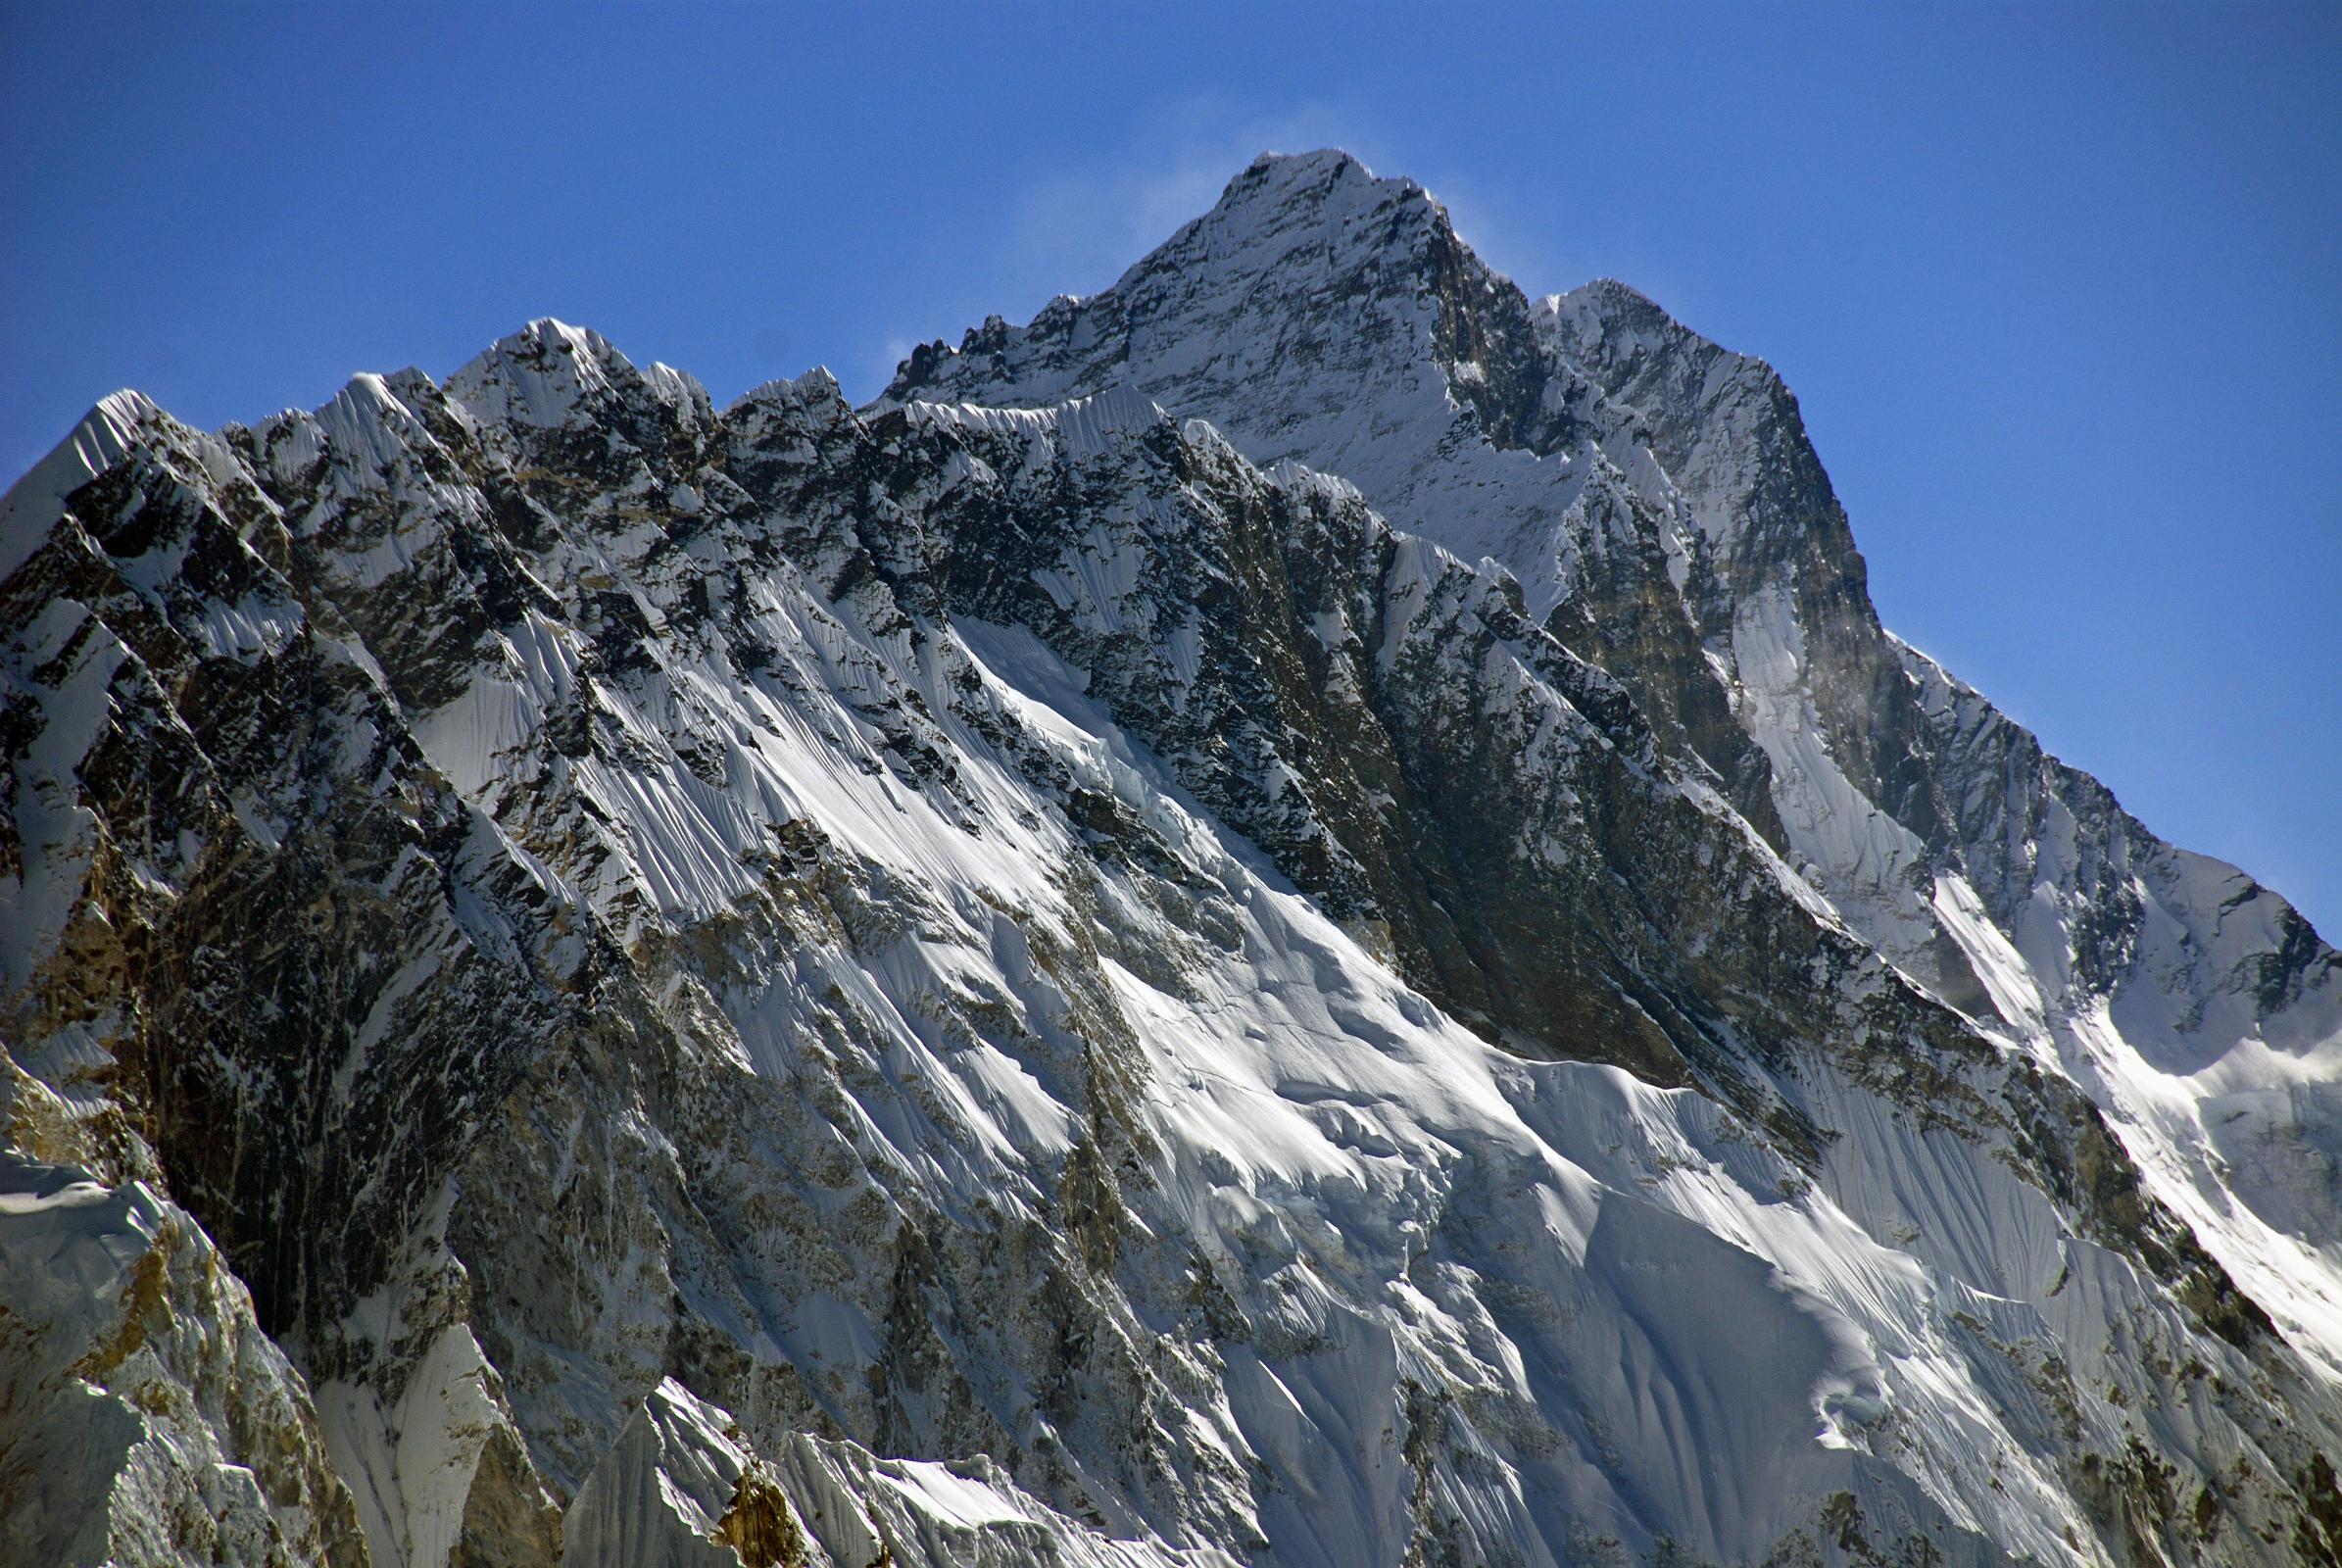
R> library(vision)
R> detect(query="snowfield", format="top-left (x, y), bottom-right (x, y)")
top-left (3, 151), bottom-right (2338, 1568)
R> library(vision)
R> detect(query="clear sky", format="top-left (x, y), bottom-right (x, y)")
top-left (5, 2), bottom-right (2336, 933)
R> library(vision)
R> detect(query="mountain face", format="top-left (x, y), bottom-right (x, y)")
top-left (2, 155), bottom-right (2337, 1568)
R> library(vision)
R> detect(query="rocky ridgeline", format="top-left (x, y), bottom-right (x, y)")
top-left (4, 155), bottom-right (2339, 1568)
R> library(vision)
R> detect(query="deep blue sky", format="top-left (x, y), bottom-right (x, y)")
top-left (6, 3), bottom-right (2337, 933)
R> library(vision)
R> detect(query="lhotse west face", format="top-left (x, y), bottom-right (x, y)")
top-left (3, 151), bottom-right (2338, 1568)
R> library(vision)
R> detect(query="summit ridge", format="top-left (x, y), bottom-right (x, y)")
top-left (3, 150), bottom-right (2338, 1568)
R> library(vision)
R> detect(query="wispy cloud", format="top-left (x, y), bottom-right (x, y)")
top-left (1000, 96), bottom-right (1372, 304)
top-left (854, 98), bottom-right (1645, 398)
top-left (993, 98), bottom-right (1609, 311)
top-left (857, 334), bottom-right (918, 400)
top-left (849, 97), bottom-right (1373, 400)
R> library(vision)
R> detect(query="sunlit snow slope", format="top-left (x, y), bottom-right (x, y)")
top-left (890, 147), bottom-right (2342, 1397)
top-left (4, 154), bottom-right (2339, 1568)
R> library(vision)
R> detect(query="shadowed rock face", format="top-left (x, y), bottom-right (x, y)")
top-left (4, 156), bottom-right (2339, 1568)
top-left (891, 146), bottom-right (2342, 1371)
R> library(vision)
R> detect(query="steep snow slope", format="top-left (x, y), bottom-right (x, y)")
top-left (1, 1064), bottom-right (365, 1568)
top-left (887, 147), bottom-right (2342, 1390)
top-left (2, 160), bottom-right (2338, 1568)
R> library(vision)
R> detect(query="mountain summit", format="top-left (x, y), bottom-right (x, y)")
top-left (3, 152), bottom-right (2337, 1568)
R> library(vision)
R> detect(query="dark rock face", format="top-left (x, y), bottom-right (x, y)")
top-left (891, 146), bottom-right (2342, 1356)
top-left (0, 400), bottom-right (580, 1346)
top-left (4, 157), bottom-right (2339, 1568)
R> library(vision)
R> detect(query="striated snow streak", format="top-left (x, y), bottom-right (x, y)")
top-left (890, 147), bottom-right (2342, 1404)
top-left (4, 155), bottom-right (2340, 1568)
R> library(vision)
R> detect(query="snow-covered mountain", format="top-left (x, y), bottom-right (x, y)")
top-left (4, 151), bottom-right (2337, 1568)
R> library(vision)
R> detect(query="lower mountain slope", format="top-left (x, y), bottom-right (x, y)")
top-left (888, 148), bottom-right (2342, 1407)
top-left (1, 314), bottom-right (2336, 1568)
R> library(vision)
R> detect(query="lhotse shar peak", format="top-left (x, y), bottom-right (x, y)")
top-left (4, 151), bottom-right (2339, 1568)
